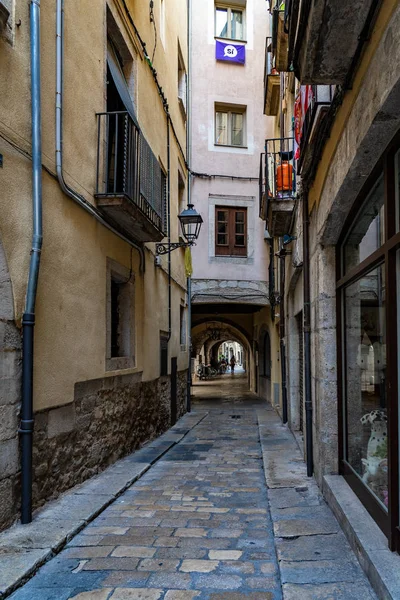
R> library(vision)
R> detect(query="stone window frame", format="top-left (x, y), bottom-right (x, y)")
top-left (106, 258), bottom-right (135, 372)
top-left (208, 194), bottom-right (255, 265)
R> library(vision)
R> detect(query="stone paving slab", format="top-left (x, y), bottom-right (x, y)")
top-left (1, 391), bottom-right (380, 600)
top-left (257, 408), bottom-right (377, 600)
top-left (7, 408), bottom-right (283, 600)
top-left (0, 412), bottom-right (207, 599)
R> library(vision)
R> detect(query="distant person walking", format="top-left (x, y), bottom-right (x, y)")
top-left (230, 355), bottom-right (236, 373)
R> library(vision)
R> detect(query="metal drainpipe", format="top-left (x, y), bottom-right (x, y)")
top-left (303, 190), bottom-right (313, 476)
top-left (20, 0), bottom-right (43, 525)
top-left (166, 116), bottom-right (172, 342)
top-left (186, 0), bottom-right (192, 412)
top-left (55, 0), bottom-right (145, 272)
top-left (279, 247), bottom-right (288, 424)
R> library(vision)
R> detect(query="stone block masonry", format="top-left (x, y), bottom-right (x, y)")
top-left (30, 370), bottom-right (188, 517)
top-left (0, 279), bottom-right (22, 533)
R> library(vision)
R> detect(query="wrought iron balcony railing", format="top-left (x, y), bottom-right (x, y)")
top-left (259, 138), bottom-right (296, 236)
top-left (264, 137), bottom-right (296, 201)
top-left (95, 111), bottom-right (166, 238)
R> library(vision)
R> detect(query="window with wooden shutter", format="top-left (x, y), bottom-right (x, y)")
top-left (215, 207), bottom-right (247, 256)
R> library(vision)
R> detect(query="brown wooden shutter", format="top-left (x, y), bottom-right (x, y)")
top-left (215, 207), bottom-right (247, 256)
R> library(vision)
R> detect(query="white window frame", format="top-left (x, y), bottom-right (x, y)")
top-left (215, 3), bottom-right (246, 42)
top-left (215, 103), bottom-right (247, 148)
top-left (160, 0), bottom-right (166, 47)
top-left (177, 43), bottom-right (187, 118)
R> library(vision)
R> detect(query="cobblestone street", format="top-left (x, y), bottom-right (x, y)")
top-left (7, 376), bottom-right (377, 600)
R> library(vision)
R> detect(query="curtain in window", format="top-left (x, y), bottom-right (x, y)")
top-left (231, 10), bottom-right (243, 40)
top-left (216, 112), bottom-right (228, 145)
top-left (231, 113), bottom-right (243, 146)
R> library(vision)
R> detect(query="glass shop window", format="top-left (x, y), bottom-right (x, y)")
top-left (344, 264), bottom-right (388, 510)
top-left (342, 175), bottom-right (385, 275)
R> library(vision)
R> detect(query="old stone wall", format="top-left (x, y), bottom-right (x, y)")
top-left (309, 208), bottom-right (338, 486)
top-left (0, 241), bottom-right (21, 532)
top-left (31, 370), bottom-right (187, 512)
top-left (177, 370), bottom-right (187, 419)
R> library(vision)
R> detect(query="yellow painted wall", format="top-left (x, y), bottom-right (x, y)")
top-left (0, 0), bottom-right (189, 411)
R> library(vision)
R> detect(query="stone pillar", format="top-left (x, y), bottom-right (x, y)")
top-left (310, 241), bottom-right (339, 484)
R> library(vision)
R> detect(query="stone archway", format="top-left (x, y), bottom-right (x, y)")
top-left (192, 319), bottom-right (254, 388)
top-left (0, 239), bottom-right (21, 531)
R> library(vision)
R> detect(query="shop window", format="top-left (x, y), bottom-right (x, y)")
top-left (342, 175), bottom-right (385, 275)
top-left (215, 104), bottom-right (246, 147)
top-left (343, 264), bottom-right (387, 509)
top-left (215, 4), bottom-right (245, 41)
top-left (215, 206), bottom-right (247, 256)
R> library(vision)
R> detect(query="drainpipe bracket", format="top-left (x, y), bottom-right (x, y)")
top-left (19, 419), bottom-right (35, 434)
top-left (22, 313), bottom-right (35, 326)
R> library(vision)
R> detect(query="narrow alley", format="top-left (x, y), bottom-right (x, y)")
top-left (3, 376), bottom-right (377, 599)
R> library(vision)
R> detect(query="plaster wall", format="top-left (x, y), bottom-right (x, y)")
top-left (190, 0), bottom-right (271, 284)
top-left (0, 0), bottom-right (189, 408)
top-left (0, 0), bottom-right (190, 525)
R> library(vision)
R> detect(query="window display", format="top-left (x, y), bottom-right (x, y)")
top-left (344, 265), bottom-right (387, 509)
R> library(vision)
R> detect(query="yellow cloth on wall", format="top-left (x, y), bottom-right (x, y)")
top-left (185, 246), bottom-right (193, 278)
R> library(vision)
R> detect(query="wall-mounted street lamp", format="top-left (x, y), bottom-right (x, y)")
top-left (154, 203), bottom-right (203, 415)
top-left (156, 204), bottom-right (203, 255)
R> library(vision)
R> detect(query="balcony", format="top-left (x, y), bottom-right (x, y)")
top-left (298, 85), bottom-right (335, 176)
top-left (272, 8), bottom-right (289, 72)
top-left (286, 0), bottom-right (378, 84)
top-left (95, 111), bottom-right (166, 243)
top-left (259, 138), bottom-right (296, 237)
top-left (264, 37), bottom-right (280, 116)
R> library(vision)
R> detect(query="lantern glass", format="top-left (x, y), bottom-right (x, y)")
top-left (178, 204), bottom-right (203, 243)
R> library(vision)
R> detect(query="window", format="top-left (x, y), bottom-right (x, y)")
top-left (180, 304), bottom-right (187, 349)
top-left (215, 4), bottom-right (245, 41)
top-left (160, 0), bottom-right (166, 46)
top-left (106, 259), bottom-right (135, 371)
top-left (178, 44), bottom-right (187, 115)
top-left (215, 206), bottom-right (247, 256)
top-left (215, 105), bottom-right (246, 147)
